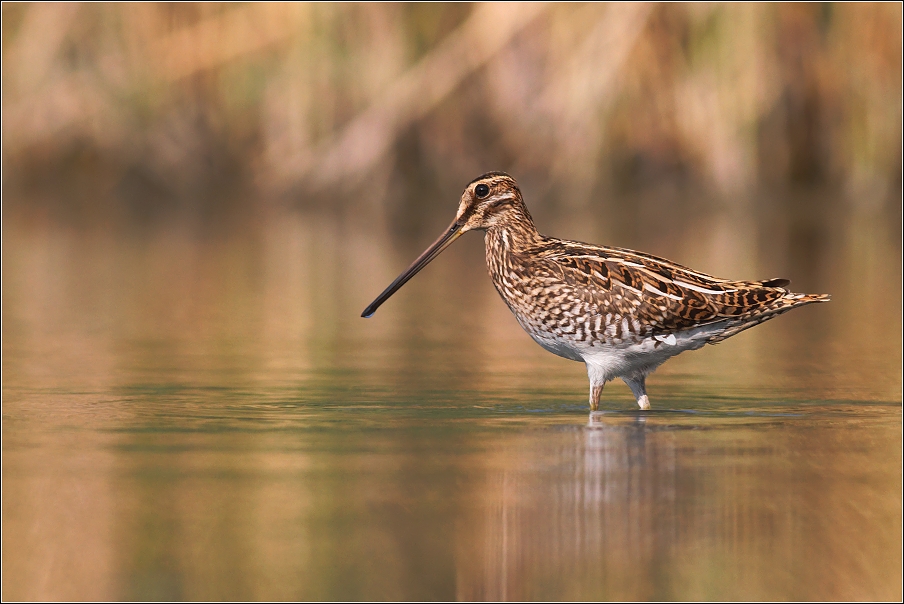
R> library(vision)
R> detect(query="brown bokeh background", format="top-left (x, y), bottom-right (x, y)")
top-left (3, 3), bottom-right (900, 227)
top-left (3, 2), bottom-right (901, 399)
top-left (2, 4), bottom-right (902, 600)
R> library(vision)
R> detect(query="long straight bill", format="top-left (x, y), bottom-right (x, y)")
top-left (361, 221), bottom-right (464, 318)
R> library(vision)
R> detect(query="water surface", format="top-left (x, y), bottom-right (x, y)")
top-left (3, 214), bottom-right (901, 600)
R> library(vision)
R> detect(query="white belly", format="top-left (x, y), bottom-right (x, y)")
top-left (524, 330), bottom-right (585, 362)
top-left (518, 315), bottom-right (730, 382)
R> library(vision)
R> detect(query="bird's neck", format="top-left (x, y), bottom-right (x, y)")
top-left (485, 212), bottom-right (542, 257)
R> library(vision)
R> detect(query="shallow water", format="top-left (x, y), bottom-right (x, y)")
top-left (2, 213), bottom-right (902, 600)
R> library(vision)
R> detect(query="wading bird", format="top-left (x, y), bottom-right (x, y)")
top-left (362, 172), bottom-right (829, 410)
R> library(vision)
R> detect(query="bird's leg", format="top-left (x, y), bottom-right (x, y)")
top-left (589, 383), bottom-right (604, 411)
top-left (586, 362), bottom-right (607, 411)
top-left (623, 375), bottom-right (651, 410)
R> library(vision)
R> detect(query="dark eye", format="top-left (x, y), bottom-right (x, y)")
top-left (475, 184), bottom-right (490, 198)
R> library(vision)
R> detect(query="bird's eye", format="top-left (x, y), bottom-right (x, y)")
top-left (475, 184), bottom-right (490, 198)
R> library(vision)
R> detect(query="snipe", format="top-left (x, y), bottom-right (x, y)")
top-left (362, 172), bottom-right (829, 410)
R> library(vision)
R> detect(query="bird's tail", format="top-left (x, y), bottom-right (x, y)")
top-left (708, 291), bottom-right (830, 343)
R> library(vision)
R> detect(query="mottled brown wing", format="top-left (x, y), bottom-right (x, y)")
top-left (539, 248), bottom-right (790, 336)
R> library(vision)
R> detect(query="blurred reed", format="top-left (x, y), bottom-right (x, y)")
top-left (1, 3), bottom-right (900, 227)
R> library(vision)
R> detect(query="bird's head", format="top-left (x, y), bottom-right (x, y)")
top-left (453, 172), bottom-right (529, 232)
top-left (361, 171), bottom-right (532, 318)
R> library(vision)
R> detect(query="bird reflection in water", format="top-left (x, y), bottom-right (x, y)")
top-left (456, 414), bottom-right (681, 600)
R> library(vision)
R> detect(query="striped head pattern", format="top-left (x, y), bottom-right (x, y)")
top-left (455, 172), bottom-right (534, 232)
